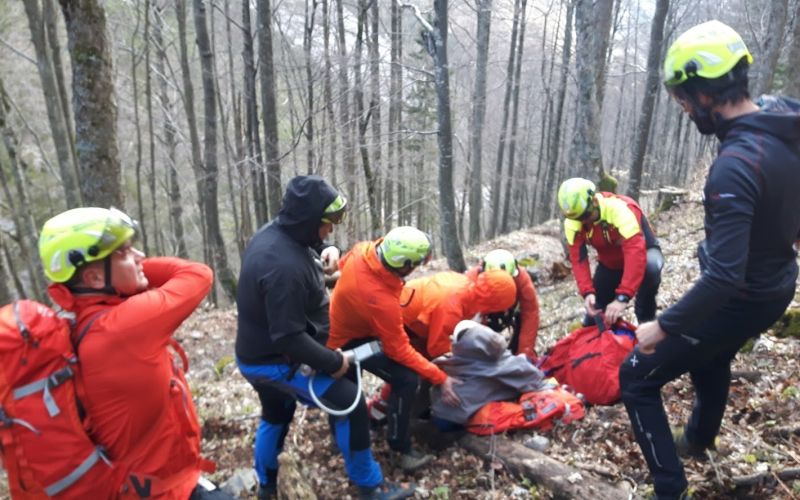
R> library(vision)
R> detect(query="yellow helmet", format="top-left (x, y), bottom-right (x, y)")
top-left (483, 249), bottom-right (518, 277)
top-left (38, 207), bottom-right (138, 283)
top-left (378, 226), bottom-right (432, 269)
top-left (557, 178), bottom-right (596, 220)
top-left (663, 20), bottom-right (753, 88)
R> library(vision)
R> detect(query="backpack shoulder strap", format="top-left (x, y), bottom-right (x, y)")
top-left (73, 311), bottom-right (109, 353)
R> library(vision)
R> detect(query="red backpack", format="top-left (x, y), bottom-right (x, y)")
top-left (537, 318), bottom-right (637, 405)
top-left (466, 383), bottom-right (585, 435)
top-left (0, 300), bottom-right (118, 499)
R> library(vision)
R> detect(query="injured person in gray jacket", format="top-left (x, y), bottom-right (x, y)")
top-left (430, 320), bottom-right (546, 424)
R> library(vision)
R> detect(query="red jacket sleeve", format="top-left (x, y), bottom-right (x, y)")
top-left (97, 258), bottom-right (213, 351)
top-left (513, 270), bottom-right (540, 359)
top-left (568, 232), bottom-right (594, 296)
top-left (364, 287), bottom-right (448, 385)
top-left (616, 232), bottom-right (646, 297)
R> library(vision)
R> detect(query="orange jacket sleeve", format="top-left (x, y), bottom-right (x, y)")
top-left (424, 297), bottom-right (464, 359)
top-left (513, 270), bottom-right (540, 359)
top-left (363, 287), bottom-right (448, 385)
top-left (96, 257), bottom-right (213, 352)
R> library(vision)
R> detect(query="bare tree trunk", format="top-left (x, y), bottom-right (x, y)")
top-left (593, 0), bottom-right (614, 113)
top-left (487, 0), bottom-right (521, 239)
top-left (0, 79), bottom-right (46, 299)
top-left (304, 0), bottom-right (318, 175)
top-left (389, 0), bottom-right (404, 226)
top-left (59, 0), bottom-right (122, 207)
top-left (258, 0), bottom-right (282, 219)
top-left (175, 0), bottom-right (208, 264)
top-left (369, 0), bottom-right (383, 227)
top-left (23, 0), bottom-right (81, 208)
top-left (500, 0), bottom-right (528, 235)
top-left (542, 0), bottom-right (574, 218)
top-left (570, 0), bottom-right (609, 179)
top-left (751, 0), bottom-right (789, 96)
top-left (152, 1), bottom-right (188, 258)
top-left (405, 0), bottom-right (466, 271)
top-left (193, 0), bottom-right (237, 301)
top-left (322, 0), bottom-right (339, 187)
top-left (130, 4), bottom-right (148, 253)
top-left (335, 0), bottom-right (356, 240)
top-left (468, 0), bottom-right (492, 244)
top-left (42, 0), bottom-right (78, 170)
top-left (0, 236), bottom-right (13, 304)
top-left (627, 0), bottom-right (669, 199)
top-left (143, 0), bottom-right (162, 256)
top-left (355, 0), bottom-right (381, 237)
top-left (242, 0), bottom-right (267, 226)
top-left (785, 2), bottom-right (800, 98)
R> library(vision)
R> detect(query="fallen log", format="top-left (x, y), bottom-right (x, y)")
top-left (732, 467), bottom-right (800, 487)
top-left (762, 426), bottom-right (800, 440)
top-left (459, 433), bottom-right (634, 499)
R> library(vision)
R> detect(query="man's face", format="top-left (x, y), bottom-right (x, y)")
top-left (108, 242), bottom-right (148, 295)
top-left (318, 221), bottom-right (334, 241)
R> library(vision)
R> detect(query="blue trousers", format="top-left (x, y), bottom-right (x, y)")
top-left (237, 360), bottom-right (383, 489)
top-left (619, 290), bottom-right (793, 499)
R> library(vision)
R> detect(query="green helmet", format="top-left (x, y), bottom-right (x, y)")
top-left (663, 20), bottom-right (753, 88)
top-left (379, 226), bottom-right (432, 269)
top-left (557, 178), bottom-right (596, 220)
top-left (38, 207), bottom-right (138, 283)
top-left (483, 249), bottom-right (518, 277)
top-left (322, 194), bottom-right (348, 224)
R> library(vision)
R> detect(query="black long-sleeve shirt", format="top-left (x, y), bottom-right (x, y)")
top-left (659, 96), bottom-right (800, 339)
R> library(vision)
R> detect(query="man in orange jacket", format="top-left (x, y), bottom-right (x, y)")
top-left (38, 207), bottom-right (225, 499)
top-left (464, 249), bottom-right (540, 360)
top-left (401, 269), bottom-right (517, 359)
top-left (558, 177), bottom-right (663, 325)
top-left (328, 226), bottom-right (461, 472)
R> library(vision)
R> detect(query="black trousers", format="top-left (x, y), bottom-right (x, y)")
top-left (343, 344), bottom-right (420, 454)
top-left (618, 289), bottom-right (794, 499)
top-left (587, 247), bottom-right (664, 324)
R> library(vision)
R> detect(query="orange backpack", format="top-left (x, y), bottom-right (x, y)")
top-left (0, 300), bottom-right (118, 499)
top-left (466, 383), bottom-right (585, 436)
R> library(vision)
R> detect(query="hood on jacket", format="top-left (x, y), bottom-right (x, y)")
top-left (450, 322), bottom-right (508, 361)
top-left (717, 95), bottom-right (800, 143)
top-left (277, 175), bottom-right (339, 246)
top-left (467, 269), bottom-right (516, 317)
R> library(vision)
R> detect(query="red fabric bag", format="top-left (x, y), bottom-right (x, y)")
top-left (0, 301), bottom-right (117, 499)
top-left (537, 317), bottom-right (637, 405)
top-left (466, 384), bottom-right (585, 435)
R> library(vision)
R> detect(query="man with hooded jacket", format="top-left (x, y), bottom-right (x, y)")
top-left (236, 176), bottom-right (413, 500)
top-left (619, 20), bottom-right (800, 500)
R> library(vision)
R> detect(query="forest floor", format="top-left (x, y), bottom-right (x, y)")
top-left (183, 189), bottom-right (800, 500)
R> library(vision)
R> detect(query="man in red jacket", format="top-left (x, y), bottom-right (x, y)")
top-left (464, 249), bottom-right (540, 360)
top-left (328, 226), bottom-right (461, 472)
top-left (557, 178), bottom-right (663, 325)
top-left (38, 207), bottom-right (225, 499)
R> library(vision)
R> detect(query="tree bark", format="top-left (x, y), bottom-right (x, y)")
top-left (130, 3), bottom-right (148, 253)
top-left (487, 0), bottom-right (521, 239)
top-left (335, 0), bottom-right (356, 240)
top-left (460, 433), bottom-right (632, 499)
top-left (152, 1), bottom-right (188, 258)
top-left (500, 0), bottom-right (528, 234)
top-left (354, 0), bottom-right (381, 237)
top-left (23, 0), bottom-right (81, 208)
top-left (303, 0), bottom-right (318, 175)
top-left (756, 0), bottom-right (790, 97)
top-left (258, 0), bottom-right (282, 219)
top-left (369, 0), bottom-right (383, 229)
top-left (321, 0), bottom-right (339, 188)
top-left (193, 0), bottom-right (237, 301)
top-left (627, 0), bottom-right (669, 199)
top-left (242, 0), bottom-right (267, 226)
top-left (467, 0), bottom-right (492, 244)
top-left (59, 0), bottom-right (122, 208)
top-left (785, 2), bottom-right (800, 98)
top-left (406, 0), bottom-right (466, 271)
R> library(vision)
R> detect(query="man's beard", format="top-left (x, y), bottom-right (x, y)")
top-left (689, 106), bottom-right (717, 135)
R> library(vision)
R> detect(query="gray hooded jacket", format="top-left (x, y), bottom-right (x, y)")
top-left (430, 322), bottom-right (544, 423)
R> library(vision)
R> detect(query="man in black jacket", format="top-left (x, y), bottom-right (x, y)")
top-left (236, 176), bottom-right (413, 500)
top-left (619, 20), bottom-right (800, 500)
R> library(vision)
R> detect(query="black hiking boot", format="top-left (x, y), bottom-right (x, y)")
top-left (672, 426), bottom-right (717, 460)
